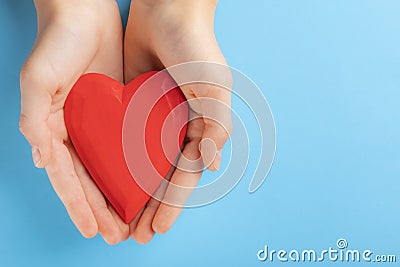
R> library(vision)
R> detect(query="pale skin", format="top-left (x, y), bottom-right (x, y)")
top-left (20, 0), bottom-right (231, 244)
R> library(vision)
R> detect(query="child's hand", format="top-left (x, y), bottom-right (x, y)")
top-left (124, 0), bottom-right (232, 244)
top-left (19, 0), bottom-right (129, 244)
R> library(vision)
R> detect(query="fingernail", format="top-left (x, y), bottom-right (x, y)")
top-left (32, 146), bottom-right (42, 167)
top-left (213, 150), bottom-right (222, 170)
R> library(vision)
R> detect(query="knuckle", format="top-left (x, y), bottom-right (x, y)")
top-left (20, 59), bottom-right (57, 93)
top-left (20, 61), bottom-right (40, 89)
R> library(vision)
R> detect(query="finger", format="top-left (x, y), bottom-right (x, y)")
top-left (132, 198), bottom-right (160, 244)
top-left (19, 66), bottom-right (53, 168)
top-left (45, 139), bottom-right (98, 238)
top-left (129, 208), bottom-right (144, 239)
top-left (67, 144), bottom-right (126, 245)
top-left (20, 16), bottom-right (105, 168)
top-left (198, 85), bottom-right (232, 171)
top-left (166, 69), bottom-right (233, 171)
top-left (152, 139), bottom-right (203, 234)
top-left (108, 204), bottom-right (130, 242)
top-left (130, 175), bottom-right (171, 244)
top-left (200, 117), bottom-right (231, 171)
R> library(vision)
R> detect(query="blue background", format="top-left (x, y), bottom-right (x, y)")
top-left (1, 0), bottom-right (399, 266)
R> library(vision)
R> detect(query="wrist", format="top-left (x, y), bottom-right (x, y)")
top-left (137, 0), bottom-right (217, 8)
top-left (33, 0), bottom-right (117, 30)
top-left (137, 0), bottom-right (217, 21)
top-left (34, 0), bottom-right (116, 17)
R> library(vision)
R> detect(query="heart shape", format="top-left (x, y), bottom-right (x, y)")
top-left (64, 71), bottom-right (188, 223)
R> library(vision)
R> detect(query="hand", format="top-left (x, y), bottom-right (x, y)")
top-left (124, 0), bottom-right (232, 243)
top-left (19, 0), bottom-right (129, 244)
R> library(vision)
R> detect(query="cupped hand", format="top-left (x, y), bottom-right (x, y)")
top-left (124, 0), bottom-right (232, 244)
top-left (19, 0), bottom-right (129, 244)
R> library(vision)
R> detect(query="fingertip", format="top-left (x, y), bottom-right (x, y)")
top-left (132, 211), bottom-right (157, 244)
top-left (132, 230), bottom-right (155, 244)
top-left (132, 218), bottom-right (156, 244)
top-left (31, 146), bottom-right (42, 168)
top-left (199, 138), bottom-right (217, 170)
top-left (82, 215), bottom-right (99, 238)
top-left (152, 219), bottom-right (171, 235)
top-left (81, 225), bottom-right (98, 239)
top-left (36, 151), bottom-right (51, 168)
top-left (118, 225), bottom-right (130, 243)
top-left (20, 120), bottom-right (53, 168)
top-left (99, 225), bottom-right (125, 245)
top-left (108, 206), bottom-right (131, 242)
top-left (209, 149), bottom-right (222, 171)
top-left (102, 233), bottom-right (122, 245)
top-left (68, 204), bottom-right (99, 240)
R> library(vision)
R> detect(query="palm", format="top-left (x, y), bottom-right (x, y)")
top-left (124, 1), bottom-right (229, 244)
top-left (20, 1), bottom-right (129, 243)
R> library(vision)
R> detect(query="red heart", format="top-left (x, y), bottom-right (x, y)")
top-left (64, 71), bottom-right (188, 223)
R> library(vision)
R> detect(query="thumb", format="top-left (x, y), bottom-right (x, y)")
top-left (200, 119), bottom-right (231, 171)
top-left (198, 88), bottom-right (232, 172)
top-left (19, 62), bottom-right (53, 168)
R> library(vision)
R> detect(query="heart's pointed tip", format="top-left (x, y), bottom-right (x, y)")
top-left (65, 71), bottom-right (188, 228)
